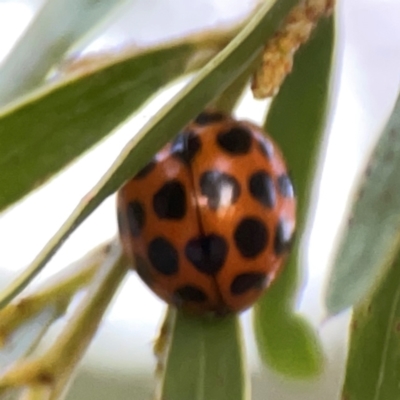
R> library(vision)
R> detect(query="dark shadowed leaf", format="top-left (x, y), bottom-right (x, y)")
top-left (254, 16), bottom-right (336, 377)
top-left (342, 249), bottom-right (400, 400)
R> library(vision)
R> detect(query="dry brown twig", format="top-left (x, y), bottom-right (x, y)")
top-left (0, 240), bottom-right (128, 400)
top-left (0, 242), bottom-right (113, 347)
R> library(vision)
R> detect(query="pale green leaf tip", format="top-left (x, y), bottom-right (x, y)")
top-left (325, 283), bottom-right (347, 317)
top-left (325, 265), bottom-right (377, 316)
top-left (255, 312), bottom-right (324, 378)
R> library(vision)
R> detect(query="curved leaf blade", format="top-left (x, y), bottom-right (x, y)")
top-left (0, 35), bottom-right (229, 212)
top-left (254, 15), bottom-right (336, 377)
top-left (342, 249), bottom-right (400, 400)
top-left (160, 312), bottom-right (248, 400)
top-left (0, 0), bottom-right (298, 308)
top-left (325, 90), bottom-right (400, 315)
top-left (0, 0), bottom-right (130, 106)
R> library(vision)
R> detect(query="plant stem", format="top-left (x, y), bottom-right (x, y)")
top-left (210, 56), bottom-right (261, 114)
top-left (0, 240), bottom-right (128, 399)
top-left (19, 385), bottom-right (51, 400)
top-left (154, 308), bottom-right (176, 379)
top-left (0, 241), bottom-right (113, 346)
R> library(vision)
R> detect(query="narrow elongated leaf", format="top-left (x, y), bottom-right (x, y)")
top-left (254, 16), bottom-right (336, 377)
top-left (210, 57), bottom-right (258, 113)
top-left (325, 90), bottom-right (400, 315)
top-left (160, 312), bottom-right (248, 400)
top-left (0, 0), bottom-right (299, 308)
top-left (342, 249), bottom-right (400, 400)
top-left (0, 34), bottom-right (231, 211)
top-left (0, 0), bottom-right (130, 106)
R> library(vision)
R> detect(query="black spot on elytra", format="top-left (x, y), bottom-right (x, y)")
top-left (171, 130), bottom-right (201, 164)
top-left (234, 217), bottom-right (268, 258)
top-left (200, 171), bottom-right (241, 209)
top-left (277, 174), bottom-right (294, 198)
top-left (217, 126), bottom-right (252, 155)
top-left (173, 285), bottom-right (208, 304)
top-left (134, 159), bottom-right (156, 179)
top-left (274, 219), bottom-right (294, 255)
top-left (134, 254), bottom-right (153, 286)
top-left (148, 237), bottom-right (179, 275)
top-left (153, 180), bottom-right (186, 220)
top-left (194, 111), bottom-right (226, 125)
top-left (257, 138), bottom-right (274, 159)
top-left (248, 170), bottom-right (276, 208)
top-left (127, 201), bottom-right (145, 237)
top-left (230, 272), bottom-right (268, 295)
top-left (185, 234), bottom-right (228, 275)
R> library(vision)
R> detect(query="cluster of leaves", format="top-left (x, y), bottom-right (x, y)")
top-left (0, 0), bottom-right (398, 399)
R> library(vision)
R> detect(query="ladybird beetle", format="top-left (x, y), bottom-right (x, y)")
top-left (117, 110), bottom-right (296, 315)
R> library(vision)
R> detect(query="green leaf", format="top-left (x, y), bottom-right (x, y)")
top-left (160, 311), bottom-right (248, 400)
top-left (254, 15), bottom-right (336, 377)
top-left (0, 0), bottom-right (130, 106)
top-left (342, 249), bottom-right (400, 400)
top-left (210, 57), bottom-right (258, 114)
top-left (254, 308), bottom-right (323, 377)
top-left (325, 90), bottom-right (400, 315)
top-left (0, 34), bottom-right (230, 212)
top-left (0, 0), bottom-right (298, 308)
